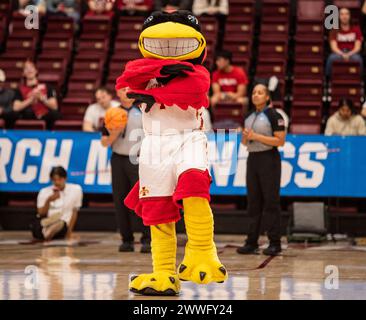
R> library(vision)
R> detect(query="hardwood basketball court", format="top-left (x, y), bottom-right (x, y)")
top-left (1, 231), bottom-right (365, 300)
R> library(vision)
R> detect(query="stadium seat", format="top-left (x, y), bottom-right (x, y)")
top-left (291, 106), bottom-right (322, 124)
top-left (297, 0), bottom-right (325, 22)
top-left (53, 120), bottom-right (83, 131)
top-left (261, 0), bottom-right (290, 23)
top-left (14, 120), bottom-right (46, 130)
top-left (290, 123), bottom-right (321, 134)
top-left (292, 79), bottom-right (323, 101)
top-left (331, 61), bottom-right (362, 84)
top-left (228, 0), bottom-right (255, 19)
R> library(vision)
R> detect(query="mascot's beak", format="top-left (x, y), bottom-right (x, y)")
top-left (138, 21), bottom-right (206, 60)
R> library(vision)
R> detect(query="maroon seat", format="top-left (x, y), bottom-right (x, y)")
top-left (256, 60), bottom-right (286, 78)
top-left (290, 123), bottom-right (321, 134)
top-left (0, 119), bottom-right (5, 128)
top-left (225, 21), bottom-right (253, 35)
top-left (293, 63), bottom-right (323, 80)
top-left (297, 0), bottom-right (325, 22)
top-left (14, 120), bottom-right (46, 130)
top-left (295, 41), bottom-right (323, 63)
top-left (293, 79), bottom-right (323, 101)
top-left (291, 108), bottom-right (322, 124)
top-left (260, 23), bottom-right (289, 40)
top-left (261, 0), bottom-right (290, 23)
top-left (331, 61), bottom-right (362, 84)
top-left (258, 41), bottom-right (288, 60)
top-left (213, 102), bottom-right (245, 125)
top-left (53, 120), bottom-right (83, 131)
top-left (46, 16), bottom-right (74, 39)
top-left (228, 0), bottom-right (255, 18)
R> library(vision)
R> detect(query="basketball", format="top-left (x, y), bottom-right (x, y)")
top-left (104, 107), bottom-right (128, 131)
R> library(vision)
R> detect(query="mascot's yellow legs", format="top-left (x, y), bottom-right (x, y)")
top-left (129, 197), bottom-right (228, 295)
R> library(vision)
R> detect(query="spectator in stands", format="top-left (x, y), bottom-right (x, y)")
top-left (116, 0), bottom-right (153, 16)
top-left (46, 0), bottom-right (80, 23)
top-left (325, 98), bottom-right (366, 136)
top-left (17, 0), bottom-right (46, 15)
top-left (192, 0), bottom-right (228, 16)
top-left (0, 69), bottom-right (17, 129)
top-left (210, 50), bottom-right (249, 109)
top-left (154, 0), bottom-right (192, 11)
top-left (30, 166), bottom-right (83, 241)
top-left (13, 60), bottom-right (60, 130)
top-left (326, 7), bottom-right (363, 77)
top-left (86, 0), bottom-right (115, 17)
top-left (83, 87), bottom-right (120, 132)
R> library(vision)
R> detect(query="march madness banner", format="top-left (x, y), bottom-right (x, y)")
top-left (1, 130), bottom-right (365, 197)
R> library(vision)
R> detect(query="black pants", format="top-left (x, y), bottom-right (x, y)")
top-left (246, 149), bottom-right (282, 246)
top-left (19, 108), bottom-right (61, 130)
top-left (111, 152), bottom-right (150, 244)
top-left (0, 109), bottom-right (19, 128)
top-left (30, 218), bottom-right (68, 240)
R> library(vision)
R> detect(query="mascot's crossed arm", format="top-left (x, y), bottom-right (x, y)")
top-left (105, 10), bottom-right (228, 296)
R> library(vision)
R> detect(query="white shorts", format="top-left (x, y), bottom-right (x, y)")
top-left (138, 130), bottom-right (209, 198)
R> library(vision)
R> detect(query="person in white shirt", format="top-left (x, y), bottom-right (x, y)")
top-left (83, 87), bottom-right (120, 132)
top-left (31, 166), bottom-right (83, 241)
top-left (192, 0), bottom-right (228, 16)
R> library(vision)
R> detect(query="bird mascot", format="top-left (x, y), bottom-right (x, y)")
top-left (107, 10), bottom-right (228, 296)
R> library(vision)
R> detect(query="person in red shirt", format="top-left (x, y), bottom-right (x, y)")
top-left (326, 7), bottom-right (363, 77)
top-left (86, 0), bottom-right (115, 17)
top-left (13, 60), bottom-right (60, 130)
top-left (116, 0), bottom-right (152, 16)
top-left (211, 50), bottom-right (249, 109)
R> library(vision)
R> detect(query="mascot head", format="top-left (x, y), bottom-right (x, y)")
top-left (138, 10), bottom-right (207, 64)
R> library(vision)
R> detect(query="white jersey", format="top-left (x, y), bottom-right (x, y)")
top-left (140, 78), bottom-right (205, 135)
top-left (141, 103), bottom-right (205, 135)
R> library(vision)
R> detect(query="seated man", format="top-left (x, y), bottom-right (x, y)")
top-left (210, 50), bottom-right (249, 109)
top-left (30, 166), bottom-right (83, 241)
top-left (83, 87), bottom-right (120, 132)
top-left (13, 60), bottom-right (60, 130)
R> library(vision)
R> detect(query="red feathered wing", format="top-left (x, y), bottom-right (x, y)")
top-left (115, 58), bottom-right (210, 110)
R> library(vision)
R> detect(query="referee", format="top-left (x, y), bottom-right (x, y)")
top-left (237, 84), bottom-right (286, 256)
top-left (101, 87), bottom-right (151, 253)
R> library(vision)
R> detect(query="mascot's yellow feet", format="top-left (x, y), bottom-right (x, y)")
top-left (129, 271), bottom-right (181, 296)
top-left (178, 247), bottom-right (228, 285)
top-left (180, 197), bottom-right (228, 285)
